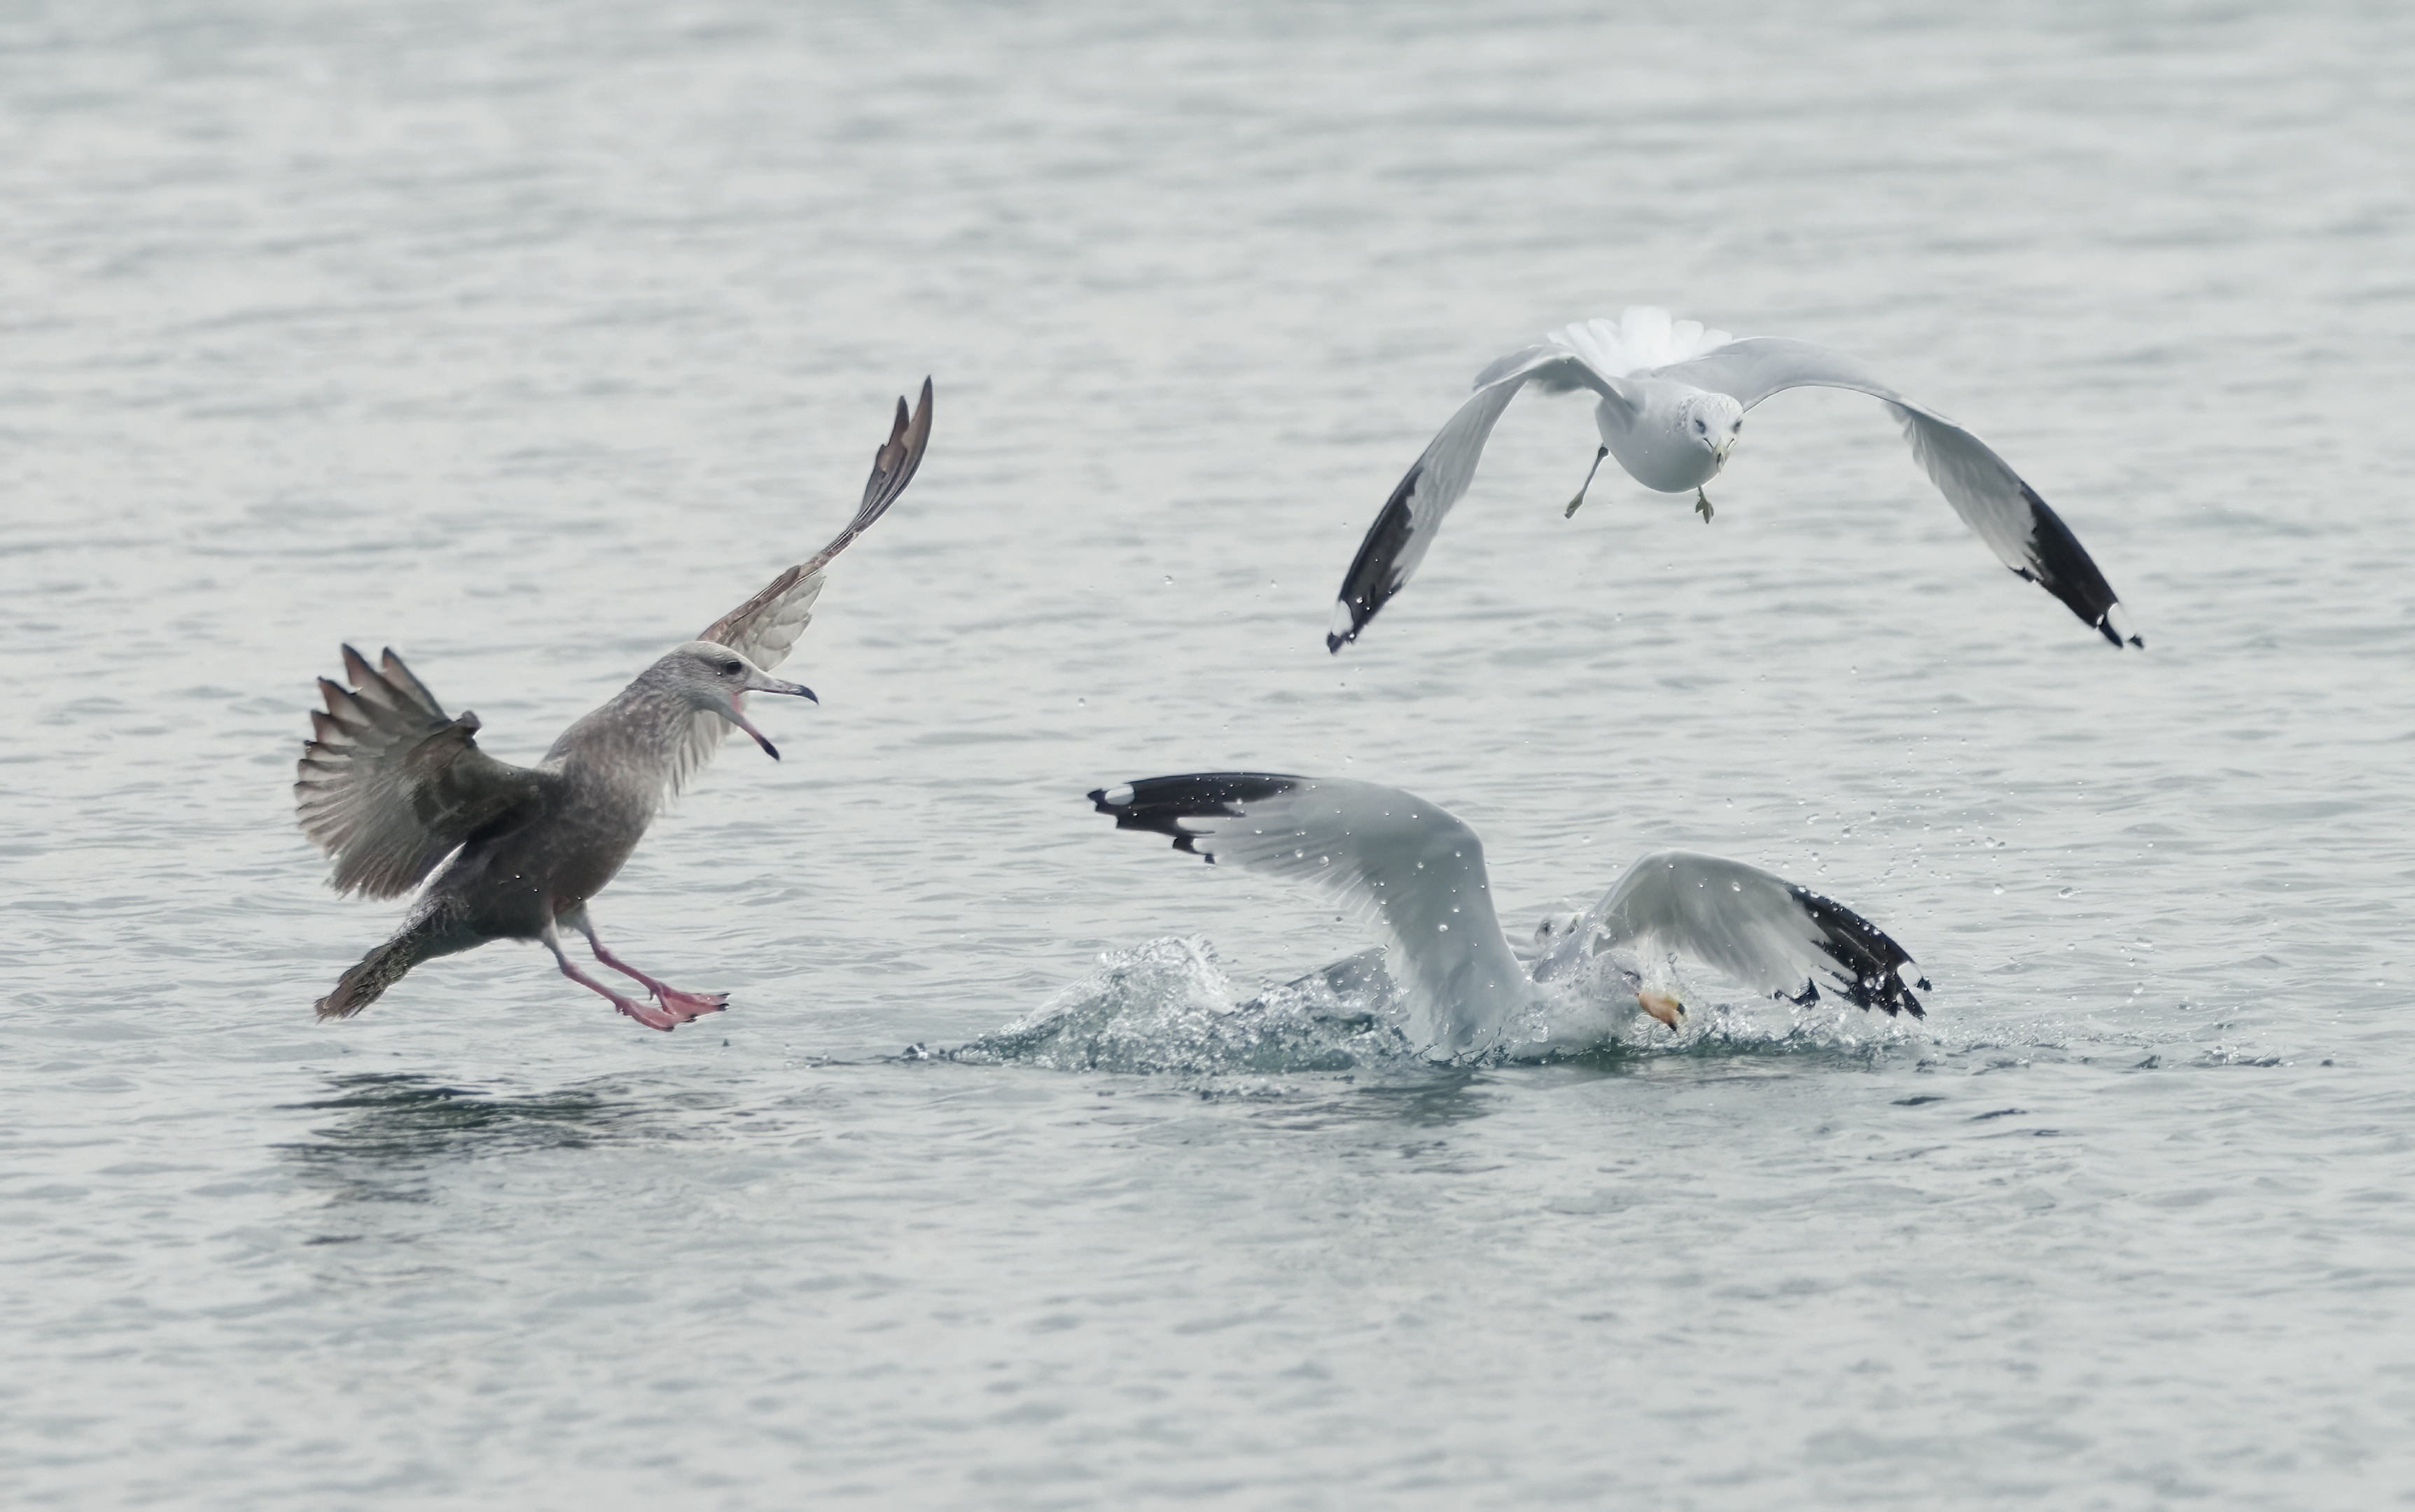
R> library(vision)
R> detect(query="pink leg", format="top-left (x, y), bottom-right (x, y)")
top-left (576, 920), bottom-right (728, 1024)
top-left (543, 923), bottom-right (681, 1031)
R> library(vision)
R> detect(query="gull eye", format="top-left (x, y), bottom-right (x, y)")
top-left (720, 659), bottom-right (743, 676)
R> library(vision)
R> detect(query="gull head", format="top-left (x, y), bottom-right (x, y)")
top-left (1532, 910), bottom-right (1587, 947)
top-left (1677, 391), bottom-right (1744, 470)
top-left (656, 640), bottom-right (816, 760)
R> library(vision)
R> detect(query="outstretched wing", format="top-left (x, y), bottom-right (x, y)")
top-left (702, 377), bottom-right (933, 673)
top-left (294, 645), bottom-right (555, 898)
top-left (1327, 348), bottom-right (1613, 653)
top-left (1585, 850), bottom-right (1927, 1017)
top-left (671, 378), bottom-right (934, 789)
top-left (1649, 337), bottom-right (2140, 648)
top-left (1089, 773), bottom-right (1527, 1056)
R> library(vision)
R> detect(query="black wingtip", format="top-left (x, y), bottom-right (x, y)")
top-left (1326, 463), bottom-right (1422, 654)
top-left (1787, 884), bottom-right (1928, 1018)
top-left (2092, 616), bottom-right (2144, 650)
top-left (1090, 773), bottom-right (1304, 862)
top-left (2012, 482), bottom-right (2137, 649)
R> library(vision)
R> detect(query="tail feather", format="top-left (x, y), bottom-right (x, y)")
top-left (316, 915), bottom-right (452, 1020)
top-left (1550, 307), bottom-right (1736, 378)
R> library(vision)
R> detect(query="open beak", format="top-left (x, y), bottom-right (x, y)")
top-left (726, 678), bottom-right (816, 761)
top-left (1638, 987), bottom-right (1686, 1032)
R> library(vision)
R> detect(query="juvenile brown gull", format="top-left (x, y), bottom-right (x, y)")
top-left (294, 380), bottom-right (932, 1031)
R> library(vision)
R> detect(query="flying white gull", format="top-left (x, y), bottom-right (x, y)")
top-left (1091, 771), bottom-right (1927, 1060)
top-left (294, 380), bottom-right (933, 1031)
top-left (1328, 307), bottom-right (2141, 652)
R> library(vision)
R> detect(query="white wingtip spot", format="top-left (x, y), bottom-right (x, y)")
top-left (1101, 784), bottom-right (1134, 808)
top-left (2105, 602), bottom-right (2141, 647)
top-left (1898, 960), bottom-right (1922, 984)
top-left (1327, 600), bottom-right (1356, 640)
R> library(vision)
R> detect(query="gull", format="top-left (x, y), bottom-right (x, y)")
top-left (294, 380), bottom-right (933, 1031)
top-left (1090, 771), bottom-right (1926, 1060)
top-left (1327, 306), bottom-right (2141, 652)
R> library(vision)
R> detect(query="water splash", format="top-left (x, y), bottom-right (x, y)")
top-left (947, 937), bottom-right (1414, 1074)
top-left (946, 935), bottom-right (1941, 1077)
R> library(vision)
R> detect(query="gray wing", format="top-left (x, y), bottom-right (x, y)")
top-left (294, 645), bottom-right (555, 898)
top-left (1585, 850), bottom-right (1927, 1017)
top-left (701, 377), bottom-right (933, 672)
top-left (1327, 348), bottom-right (1615, 653)
top-left (1090, 773), bottom-right (1528, 1056)
top-left (1650, 337), bottom-right (2139, 648)
top-left (672, 379), bottom-right (933, 788)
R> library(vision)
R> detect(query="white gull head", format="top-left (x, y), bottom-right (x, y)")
top-left (1675, 389), bottom-right (1745, 468)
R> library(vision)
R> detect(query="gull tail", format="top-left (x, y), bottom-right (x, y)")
top-left (315, 913), bottom-right (462, 1021)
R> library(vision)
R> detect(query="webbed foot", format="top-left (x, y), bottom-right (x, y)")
top-left (651, 987), bottom-right (730, 1024)
top-left (1695, 487), bottom-right (1715, 523)
top-left (613, 995), bottom-right (681, 1032)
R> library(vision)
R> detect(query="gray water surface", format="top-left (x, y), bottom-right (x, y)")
top-left (5, 2), bottom-right (2413, 1506)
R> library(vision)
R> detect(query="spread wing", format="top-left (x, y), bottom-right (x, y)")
top-left (1327, 348), bottom-right (1614, 653)
top-left (701, 377), bottom-right (933, 673)
top-left (294, 645), bottom-right (555, 898)
top-left (1090, 773), bottom-right (1527, 1056)
top-left (671, 378), bottom-right (933, 789)
top-left (1648, 337), bottom-right (2141, 648)
top-left (1578, 850), bottom-right (1927, 1017)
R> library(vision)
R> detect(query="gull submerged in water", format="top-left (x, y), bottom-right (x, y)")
top-left (1091, 772), bottom-right (1927, 1060)
top-left (293, 380), bottom-right (933, 1031)
top-left (1328, 306), bottom-right (2141, 652)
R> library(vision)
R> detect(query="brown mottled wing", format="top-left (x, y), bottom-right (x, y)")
top-left (671, 379), bottom-right (933, 792)
top-left (700, 377), bottom-right (933, 674)
top-left (294, 645), bottom-right (556, 897)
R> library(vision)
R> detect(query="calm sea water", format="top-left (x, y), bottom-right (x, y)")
top-left (5, 2), bottom-right (2412, 1506)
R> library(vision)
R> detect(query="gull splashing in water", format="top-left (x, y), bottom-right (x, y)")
top-left (1083, 771), bottom-right (1929, 1063)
